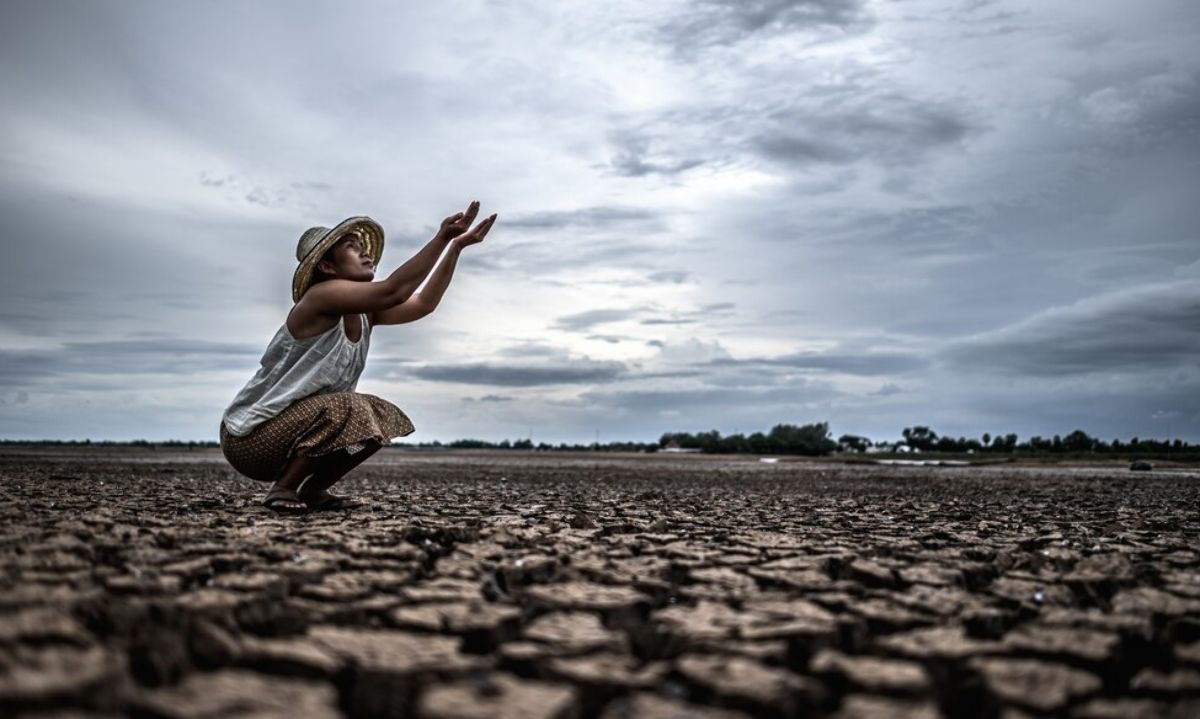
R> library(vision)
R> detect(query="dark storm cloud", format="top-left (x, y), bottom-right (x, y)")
top-left (648, 270), bottom-right (689, 284)
top-left (660, 0), bottom-right (871, 50)
top-left (603, 76), bottom-right (976, 186)
top-left (559, 303), bottom-right (729, 328)
top-left (707, 351), bottom-right (928, 376)
top-left (1067, 64), bottom-right (1200, 134)
top-left (603, 122), bottom-right (721, 179)
top-left (553, 309), bottom-right (639, 332)
top-left (640, 318), bottom-right (697, 326)
top-left (199, 173), bottom-right (235, 187)
top-left (244, 187), bottom-right (290, 209)
top-left (580, 380), bottom-right (840, 415)
top-left (0, 339), bottom-right (260, 388)
top-left (610, 153), bottom-right (705, 178)
top-left (503, 206), bottom-right (660, 230)
top-left (608, 132), bottom-right (707, 177)
top-left (196, 172), bottom-right (330, 212)
top-left (950, 373), bottom-right (1200, 443)
top-left (820, 204), bottom-right (984, 255)
top-left (945, 282), bottom-right (1200, 376)
top-left (0, 187), bottom-right (294, 328)
top-left (872, 383), bottom-right (902, 397)
top-left (749, 92), bottom-right (976, 169)
top-left (199, 173), bottom-right (335, 203)
top-left (410, 360), bottom-right (626, 386)
top-left (637, 370), bottom-right (708, 381)
top-left (583, 302), bottom-right (739, 328)
top-left (0, 310), bottom-right (53, 335)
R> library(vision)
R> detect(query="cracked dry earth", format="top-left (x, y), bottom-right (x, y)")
top-left (2, 447), bottom-right (1199, 718)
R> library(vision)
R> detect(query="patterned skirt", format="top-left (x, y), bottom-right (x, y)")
top-left (219, 391), bottom-right (415, 483)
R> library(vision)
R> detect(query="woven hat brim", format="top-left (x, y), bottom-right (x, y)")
top-left (291, 216), bottom-right (385, 303)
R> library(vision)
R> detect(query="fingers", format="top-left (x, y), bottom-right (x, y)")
top-left (443, 202), bottom-right (494, 246)
top-left (471, 213), bottom-right (496, 231)
top-left (442, 201), bottom-right (480, 233)
top-left (470, 213), bottom-right (498, 242)
top-left (453, 213), bottom-right (496, 246)
top-left (462, 200), bottom-right (480, 225)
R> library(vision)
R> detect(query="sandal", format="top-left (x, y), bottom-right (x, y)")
top-left (296, 475), bottom-right (361, 512)
top-left (305, 491), bottom-right (363, 512)
top-left (262, 486), bottom-right (308, 514)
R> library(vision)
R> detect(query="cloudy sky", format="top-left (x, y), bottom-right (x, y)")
top-left (1, 0), bottom-right (1198, 444)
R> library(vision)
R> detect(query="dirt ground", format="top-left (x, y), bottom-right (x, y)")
top-left (2, 446), bottom-right (1198, 718)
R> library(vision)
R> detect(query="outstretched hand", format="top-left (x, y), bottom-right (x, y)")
top-left (452, 212), bottom-right (497, 249)
top-left (438, 200), bottom-right (480, 241)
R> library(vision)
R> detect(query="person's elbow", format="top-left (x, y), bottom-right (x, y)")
top-left (385, 281), bottom-right (420, 306)
top-left (413, 299), bottom-right (436, 319)
top-left (404, 293), bottom-right (436, 320)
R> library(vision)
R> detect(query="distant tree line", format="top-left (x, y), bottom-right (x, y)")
top-left (878, 425), bottom-right (1195, 457)
top-left (659, 423), bottom-right (839, 455)
top-left (398, 438), bottom-right (661, 453)
top-left (0, 437), bottom-right (662, 453)
top-left (0, 439), bottom-right (220, 449)
top-left (1, 424), bottom-right (1195, 459)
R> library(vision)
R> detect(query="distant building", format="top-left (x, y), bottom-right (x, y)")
top-left (661, 441), bottom-right (701, 454)
top-left (866, 442), bottom-right (915, 454)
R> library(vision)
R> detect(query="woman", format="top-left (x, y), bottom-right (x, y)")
top-left (219, 201), bottom-right (497, 512)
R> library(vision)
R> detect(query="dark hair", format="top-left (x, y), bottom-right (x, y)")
top-left (310, 245), bottom-right (339, 285)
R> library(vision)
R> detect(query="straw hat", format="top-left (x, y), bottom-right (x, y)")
top-left (291, 216), bottom-right (385, 302)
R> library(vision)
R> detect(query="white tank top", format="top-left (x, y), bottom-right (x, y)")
top-left (222, 313), bottom-right (371, 436)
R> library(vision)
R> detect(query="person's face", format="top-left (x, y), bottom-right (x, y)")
top-left (317, 234), bottom-right (375, 281)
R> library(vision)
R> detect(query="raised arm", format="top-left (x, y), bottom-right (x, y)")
top-left (300, 202), bottom-right (483, 317)
top-left (373, 213), bottom-right (497, 326)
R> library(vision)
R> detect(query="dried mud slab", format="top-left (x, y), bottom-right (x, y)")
top-left (129, 669), bottom-right (341, 718)
top-left (1, 446), bottom-right (1198, 717)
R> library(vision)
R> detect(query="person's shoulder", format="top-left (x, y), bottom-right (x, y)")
top-left (304, 278), bottom-right (359, 295)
